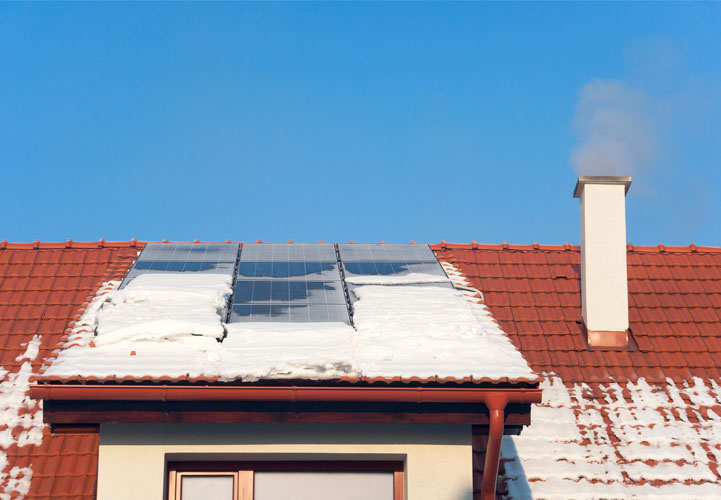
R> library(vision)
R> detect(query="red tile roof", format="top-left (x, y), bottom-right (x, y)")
top-left (0, 243), bottom-right (140, 499)
top-left (3, 240), bottom-right (721, 498)
top-left (432, 242), bottom-right (721, 498)
top-left (432, 242), bottom-right (721, 384)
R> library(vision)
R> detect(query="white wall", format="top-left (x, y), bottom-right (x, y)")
top-left (97, 422), bottom-right (473, 500)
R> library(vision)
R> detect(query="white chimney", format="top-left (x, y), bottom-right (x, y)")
top-left (573, 176), bottom-right (632, 347)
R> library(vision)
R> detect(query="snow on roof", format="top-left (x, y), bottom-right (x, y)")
top-left (500, 374), bottom-right (721, 499)
top-left (0, 335), bottom-right (45, 498)
top-left (42, 268), bottom-right (535, 383)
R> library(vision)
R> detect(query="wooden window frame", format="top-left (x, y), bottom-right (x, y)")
top-left (168, 461), bottom-right (404, 500)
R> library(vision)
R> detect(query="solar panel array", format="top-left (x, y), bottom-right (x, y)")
top-left (121, 243), bottom-right (239, 288)
top-left (121, 242), bottom-right (451, 323)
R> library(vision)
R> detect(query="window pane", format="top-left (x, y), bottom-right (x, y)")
top-left (254, 472), bottom-right (393, 500)
top-left (181, 476), bottom-right (234, 500)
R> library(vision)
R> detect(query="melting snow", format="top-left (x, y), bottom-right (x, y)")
top-left (345, 273), bottom-right (450, 285)
top-left (0, 335), bottom-right (44, 498)
top-left (44, 266), bottom-right (534, 382)
top-left (501, 374), bottom-right (721, 499)
top-left (94, 273), bottom-right (232, 345)
top-left (351, 285), bottom-right (534, 380)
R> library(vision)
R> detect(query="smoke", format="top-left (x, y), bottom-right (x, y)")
top-left (570, 79), bottom-right (656, 176)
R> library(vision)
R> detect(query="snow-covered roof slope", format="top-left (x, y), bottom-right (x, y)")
top-left (501, 374), bottom-right (721, 500)
top-left (42, 267), bottom-right (536, 383)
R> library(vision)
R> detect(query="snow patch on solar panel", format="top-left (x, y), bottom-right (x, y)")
top-left (94, 273), bottom-right (232, 345)
top-left (345, 273), bottom-right (450, 285)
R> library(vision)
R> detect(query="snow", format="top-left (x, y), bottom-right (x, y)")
top-left (501, 374), bottom-right (721, 499)
top-left (221, 323), bottom-right (356, 382)
top-left (345, 273), bottom-right (450, 285)
top-left (44, 265), bottom-right (535, 382)
top-left (0, 335), bottom-right (43, 499)
top-left (94, 273), bottom-right (232, 345)
top-left (351, 285), bottom-right (535, 379)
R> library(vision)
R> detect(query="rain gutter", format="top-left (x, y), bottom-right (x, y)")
top-left (30, 384), bottom-right (540, 405)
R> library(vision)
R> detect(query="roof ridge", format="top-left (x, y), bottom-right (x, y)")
top-left (431, 242), bottom-right (721, 253)
top-left (0, 239), bottom-right (144, 249)
top-left (1, 240), bottom-right (719, 253)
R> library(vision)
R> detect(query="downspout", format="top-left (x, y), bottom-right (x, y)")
top-left (481, 393), bottom-right (508, 500)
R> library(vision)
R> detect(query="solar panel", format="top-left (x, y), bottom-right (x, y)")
top-left (229, 243), bottom-right (351, 324)
top-left (121, 243), bottom-right (239, 287)
top-left (239, 243), bottom-right (337, 262)
top-left (237, 243), bottom-right (341, 281)
top-left (337, 244), bottom-right (452, 303)
top-left (138, 243), bottom-right (239, 262)
top-left (337, 243), bottom-right (438, 263)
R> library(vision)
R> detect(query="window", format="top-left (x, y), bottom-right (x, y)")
top-left (168, 461), bottom-right (404, 500)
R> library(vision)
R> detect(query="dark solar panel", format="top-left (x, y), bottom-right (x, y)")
top-left (237, 243), bottom-right (341, 281)
top-left (336, 243), bottom-right (438, 263)
top-left (121, 242), bottom-right (239, 288)
top-left (138, 243), bottom-right (239, 263)
top-left (239, 243), bottom-right (337, 262)
top-left (337, 244), bottom-right (451, 303)
top-left (229, 243), bottom-right (351, 324)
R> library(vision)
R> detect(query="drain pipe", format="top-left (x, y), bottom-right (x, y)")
top-left (481, 393), bottom-right (508, 500)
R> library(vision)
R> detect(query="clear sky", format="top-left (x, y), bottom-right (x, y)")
top-left (1, 2), bottom-right (720, 246)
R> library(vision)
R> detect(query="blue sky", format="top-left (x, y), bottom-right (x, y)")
top-left (1, 2), bottom-right (720, 246)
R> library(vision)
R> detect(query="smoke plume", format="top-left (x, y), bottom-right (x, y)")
top-left (570, 79), bottom-right (656, 176)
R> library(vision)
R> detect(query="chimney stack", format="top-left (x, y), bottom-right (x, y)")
top-left (573, 176), bottom-right (632, 347)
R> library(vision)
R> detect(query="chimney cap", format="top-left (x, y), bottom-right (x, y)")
top-left (573, 176), bottom-right (632, 198)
